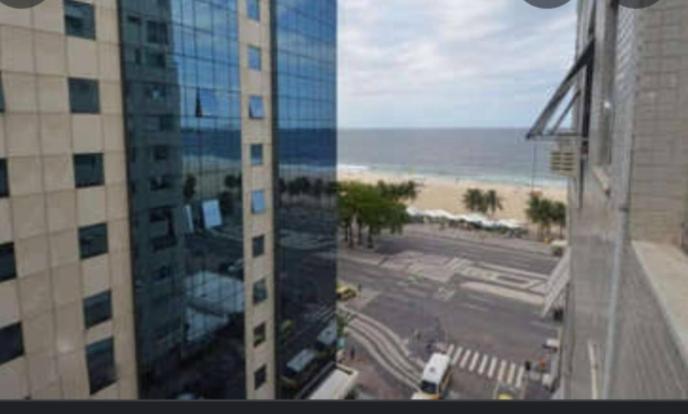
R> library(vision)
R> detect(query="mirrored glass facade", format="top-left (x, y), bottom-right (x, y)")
top-left (118, 0), bottom-right (245, 399)
top-left (272, 0), bottom-right (338, 399)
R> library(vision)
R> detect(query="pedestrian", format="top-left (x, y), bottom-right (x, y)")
top-left (350, 346), bottom-right (356, 361)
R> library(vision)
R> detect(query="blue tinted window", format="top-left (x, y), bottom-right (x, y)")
top-left (0, 242), bottom-right (16, 282)
top-left (64, 0), bottom-right (95, 40)
top-left (69, 78), bottom-right (100, 114)
top-left (0, 159), bottom-right (8, 197)
top-left (250, 144), bottom-right (263, 166)
top-left (249, 96), bottom-right (265, 119)
top-left (249, 46), bottom-right (262, 71)
top-left (146, 21), bottom-right (169, 45)
top-left (251, 190), bottom-right (266, 214)
top-left (86, 338), bottom-right (116, 394)
top-left (74, 154), bottom-right (104, 188)
top-left (84, 291), bottom-right (112, 329)
top-left (247, 0), bottom-right (260, 21)
top-left (0, 323), bottom-right (24, 365)
top-left (79, 224), bottom-right (109, 260)
top-left (196, 89), bottom-right (218, 118)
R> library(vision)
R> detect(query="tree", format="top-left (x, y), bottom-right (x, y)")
top-left (463, 189), bottom-right (484, 213)
top-left (551, 202), bottom-right (567, 238)
top-left (526, 193), bottom-right (544, 240)
top-left (485, 190), bottom-right (504, 217)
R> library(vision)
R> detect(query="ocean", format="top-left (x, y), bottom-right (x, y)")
top-left (338, 128), bottom-right (566, 188)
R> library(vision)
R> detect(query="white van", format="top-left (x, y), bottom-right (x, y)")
top-left (411, 353), bottom-right (452, 400)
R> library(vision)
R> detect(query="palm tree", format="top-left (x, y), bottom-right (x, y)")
top-left (526, 193), bottom-right (544, 240)
top-left (463, 189), bottom-right (484, 213)
top-left (485, 190), bottom-right (504, 217)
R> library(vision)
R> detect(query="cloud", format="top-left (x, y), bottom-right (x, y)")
top-left (338, 0), bottom-right (577, 128)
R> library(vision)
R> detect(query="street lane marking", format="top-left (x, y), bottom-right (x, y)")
top-left (469, 352), bottom-right (480, 372)
top-left (488, 357), bottom-right (498, 379)
top-left (515, 367), bottom-right (525, 389)
top-left (460, 350), bottom-right (472, 369)
top-left (497, 360), bottom-right (507, 383)
top-left (478, 355), bottom-right (489, 376)
top-left (507, 363), bottom-right (517, 385)
top-left (446, 344), bottom-right (455, 359)
top-left (451, 347), bottom-right (463, 366)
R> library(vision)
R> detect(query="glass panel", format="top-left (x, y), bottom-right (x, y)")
top-left (69, 78), bottom-right (100, 114)
top-left (79, 224), bottom-right (109, 260)
top-left (253, 279), bottom-right (268, 305)
top-left (254, 365), bottom-right (267, 390)
top-left (84, 291), bottom-right (113, 329)
top-left (74, 154), bottom-right (104, 188)
top-left (0, 243), bottom-right (17, 283)
top-left (249, 46), bottom-right (262, 71)
top-left (251, 190), bottom-right (266, 214)
top-left (86, 338), bottom-right (116, 394)
top-left (247, 0), bottom-right (260, 21)
top-left (64, 0), bottom-right (95, 40)
top-left (249, 96), bottom-right (265, 119)
top-left (252, 235), bottom-right (265, 258)
top-left (250, 144), bottom-right (263, 166)
top-left (253, 323), bottom-right (266, 347)
top-left (0, 323), bottom-right (24, 365)
top-left (0, 159), bottom-right (8, 197)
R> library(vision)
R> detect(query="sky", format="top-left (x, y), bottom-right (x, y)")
top-left (338, 0), bottom-right (578, 129)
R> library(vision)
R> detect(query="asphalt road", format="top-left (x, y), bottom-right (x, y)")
top-left (338, 229), bottom-right (561, 400)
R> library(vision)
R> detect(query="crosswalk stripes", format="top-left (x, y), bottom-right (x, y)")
top-left (451, 347), bottom-right (463, 366)
top-left (488, 357), bottom-right (498, 379)
top-left (469, 352), bottom-right (480, 372)
top-left (446, 343), bottom-right (527, 390)
top-left (497, 360), bottom-right (507, 383)
top-left (478, 355), bottom-right (489, 376)
top-left (460, 350), bottom-right (472, 369)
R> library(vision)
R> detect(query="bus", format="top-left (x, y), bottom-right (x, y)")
top-left (412, 353), bottom-right (452, 400)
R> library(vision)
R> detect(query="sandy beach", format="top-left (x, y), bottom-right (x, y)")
top-left (338, 169), bottom-right (567, 224)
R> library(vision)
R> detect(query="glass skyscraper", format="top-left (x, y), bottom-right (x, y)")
top-left (0, 0), bottom-right (336, 400)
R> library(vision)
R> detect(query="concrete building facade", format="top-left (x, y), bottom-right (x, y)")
top-left (532, 0), bottom-right (688, 399)
top-left (0, 0), bottom-right (337, 400)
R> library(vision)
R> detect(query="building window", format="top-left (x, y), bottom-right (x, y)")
top-left (74, 154), bottom-right (104, 188)
top-left (86, 338), bottom-right (116, 395)
top-left (249, 46), bottom-right (262, 71)
top-left (0, 323), bottom-right (24, 365)
top-left (247, 0), bottom-right (260, 21)
top-left (0, 72), bottom-right (5, 112)
top-left (79, 224), bottom-right (109, 260)
top-left (146, 21), bottom-right (169, 45)
top-left (251, 144), bottom-right (264, 166)
top-left (253, 235), bottom-right (265, 258)
top-left (64, 0), bottom-right (95, 40)
top-left (251, 190), bottom-right (266, 214)
top-left (0, 159), bottom-right (8, 198)
top-left (69, 78), bottom-right (100, 114)
top-left (0, 243), bottom-right (16, 283)
top-left (83, 291), bottom-right (112, 329)
top-left (253, 279), bottom-right (268, 305)
top-left (249, 96), bottom-right (265, 119)
top-left (195, 89), bottom-right (218, 118)
top-left (254, 323), bottom-right (266, 347)
top-left (254, 365), bottom-right (267, 390)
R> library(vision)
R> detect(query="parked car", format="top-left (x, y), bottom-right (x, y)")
top-left (337, 283), bottom-right (358, 301)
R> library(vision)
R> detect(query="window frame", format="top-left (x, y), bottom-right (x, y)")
top-left (254, 365), bottom-right (267, 390)
top-left (247, 0), bottom-right (261, 22)
top-left (248, 45), bottom-right (262, 71)
top-left (74, 153), bottom-right (105, 189)
top-left (0, 158), bottom-right (8, 198)
top-left (249, 96), bottom-right (265, 119)
top-left (64, 0), bottom-right (96, 40)
top-left (69, 78), bottom-right (101, 114)
top-left (0, 242), bottom-right (17, 283)
top-left (253, 323), bottom-right (267, 347)
top-left (83, 291), bottom-right (113, 329)
top-left (86, 338), bottom-right (116, 395)
top-left (252, 235), bottom-right (265, 258)
top-left (253, 279), bottom-right (268, 305)
top-left (79, 223), bottom-right (109, 260)
top-left (251, 190), bottom-right (267, 215)
top-left (250, 144), bottom-right (264, 166)
top-left (0, 323), bottom-right (24, 365)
